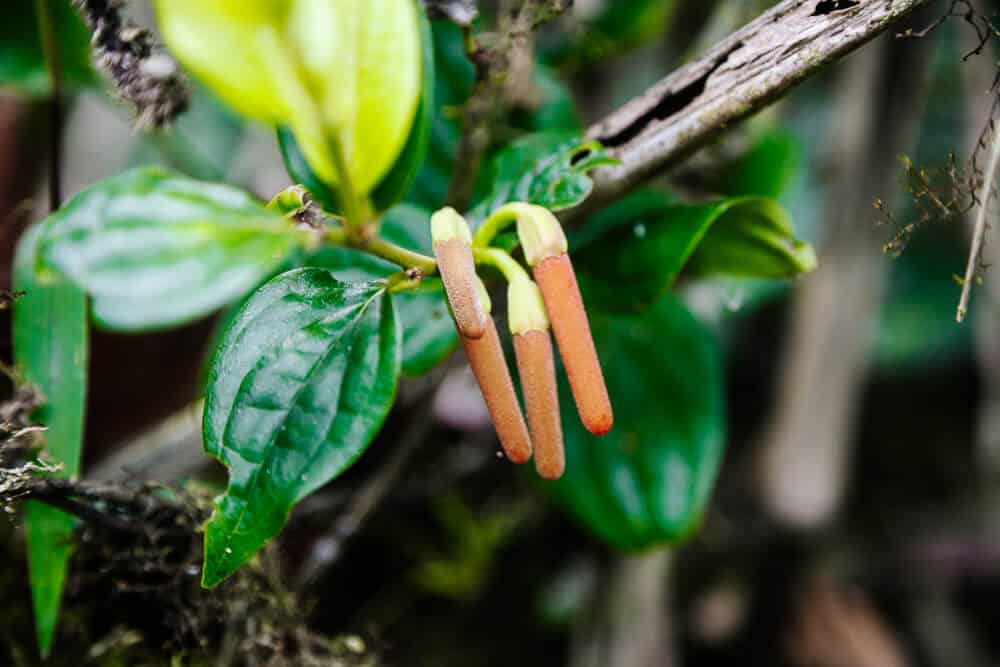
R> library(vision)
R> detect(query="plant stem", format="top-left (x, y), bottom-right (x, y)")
top-left (329, 132), bottom-right (369, 240)
top-left (322, 226), bottom-right (438, 275)
top-left (958, 122), bottom-right (1000, 322)
top-left (35, 0), bottom-right (62, 211)
top-left (473, 246), bottom-right (531, 284)
top-left (472, 205), bottom-right (520, 247)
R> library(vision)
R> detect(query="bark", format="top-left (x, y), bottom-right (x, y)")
top-left (571, 550), bottom-right (675, 667)
top-left (575, 0), bottom-right (937, 216)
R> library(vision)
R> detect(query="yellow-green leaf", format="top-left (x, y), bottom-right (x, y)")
top-left (154, 0), bottom-right (422, 195)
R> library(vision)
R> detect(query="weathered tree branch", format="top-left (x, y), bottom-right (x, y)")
top-left (579, 0), bottom-right (937, 213)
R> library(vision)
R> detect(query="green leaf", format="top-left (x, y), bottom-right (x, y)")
top-left (407, 19), bottom-right (475, 209)
top-left (538, 0), bottom-right (677, 67)
top-left (0, 0), bottom-right (95, 96)
top-left (202, 269), bottom-right (401, 587)
top-left (36, 166), bottom-right (305, 331)
top-left (13, 225), bottom-right (89, 657)
top-left (469, 131), bottom-right (617, 223)
top-left (308, 205), bottom-right (458, 376)
top-left (370, 0), bottom-right (435, 211)
top-left (277, 0), bottom-right (436, 215)
top-left (686, 198), bottom-right (818, 279)
top-left (510, 64), bottom-right (582, 134)
top-left (721, 128), bottom-right (802, 199)
top-left (572, 191), bottom-right (816, 313)
top-left (277, 126), bottom-right (344, 214)
top-left (156, 0), bottom-right (422, 194)
top-left (544, 295), bottom-right (724, 549)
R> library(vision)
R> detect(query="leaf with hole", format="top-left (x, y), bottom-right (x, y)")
top-left (469, 131), bottom-right (617, 223)
top-left (202, 269), bottom-right (400, 587)
top-left (13, 225), bottom-right (89, 657)
top-left (571, 191), bottom-right (816, 313)
top-left (543, 295), bottom-right (724, 549)
top-left (36, 166), bottom-right (306, 331)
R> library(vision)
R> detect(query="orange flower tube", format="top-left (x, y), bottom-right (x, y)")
top-left (518, 206), bottom-right (613, 436)
top-left (432, 207), bottom-right (487, 339)
top-left (509, 279), bottom-right (564, 479)
top-left (461, 318), bottom-right (533, 464)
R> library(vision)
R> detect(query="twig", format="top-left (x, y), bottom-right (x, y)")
top-left (73, 0), bottom-right (190, 128)
top-left (35, 0), bottom-right (62, 210)
top-left (576, 0), bottom-right (937, 217)
top-left (958, 122), bottom-right (1000, 322)
top-left (445, 0), bottom-right (570, 211)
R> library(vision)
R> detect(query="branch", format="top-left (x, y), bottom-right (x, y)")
top-left (958, 121), bottom-right (1000, 322)
top-left (580, 0), bottom-right (937, 213)
top-left (73, 0), bottom-right (190, 128)
top-left (445, 0), bottom-right (571, 211)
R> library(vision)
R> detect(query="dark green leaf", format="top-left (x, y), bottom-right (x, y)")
top-left (721, 128), bottom-right (802, 199)
top-left (539, 0), bottom-right (677, 66)
top-left (13, 225), bottom-right (89, 657)
top-left (686, 198), bottom-right (817, 279)
top-left (37, 166), bottom-right (305, 331)
top-left (277, 126), bottom-right (344, 214)
top-left (408, 19), bottom-right (476, 209)
top-left (408, 22), bottom-right (586, 210)
top-left (0, 0), bottom-right (95, 95)
top-left (544, 295), bottom-right (724, 549)
top-left (510, 65), bottom-right (582, 134)
top-left (279, 0), bottom-right (435, 214)
top-left (308, 205), bottom-right (457, 376)
top-left (202, 270), bottom-right (400, 587)
top-left (572, 191), bottom-right (816, 313)
top-left (469, 131), bottom-right (617, 223)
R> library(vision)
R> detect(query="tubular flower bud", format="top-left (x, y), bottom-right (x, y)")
top-left (432, 207), bottom-right (487, 339)
top-left (461, 318), bottom-right (533, 464)
top-left (509, 281), bottom-right (563, 479)
top-left (514, 204), bottom-right (568, 267)
top-left (529, 232), bottom-right (613, 436)
top-left (508, 278), bottom-right (548, 335)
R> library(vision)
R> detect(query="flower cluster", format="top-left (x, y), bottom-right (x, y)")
top-left (432, 204), bottom-right (613, 480)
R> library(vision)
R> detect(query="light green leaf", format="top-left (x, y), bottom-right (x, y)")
top-left (36, 166), bottom-right (305, 331)
top-left (13, 225), bottom-right (89, 657)
top-left (544, 295), bottom-right (723, 549)
top-left (155, 0), bottom-right (422, 194)
top-left (278, 0), bottom-right (435, 214)
top-left (0, 0), bottom-right (95, 96)
top-left (202, 269), bottom-right (401, 587)
top-left (572, 191), bottom-right (816, 313)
